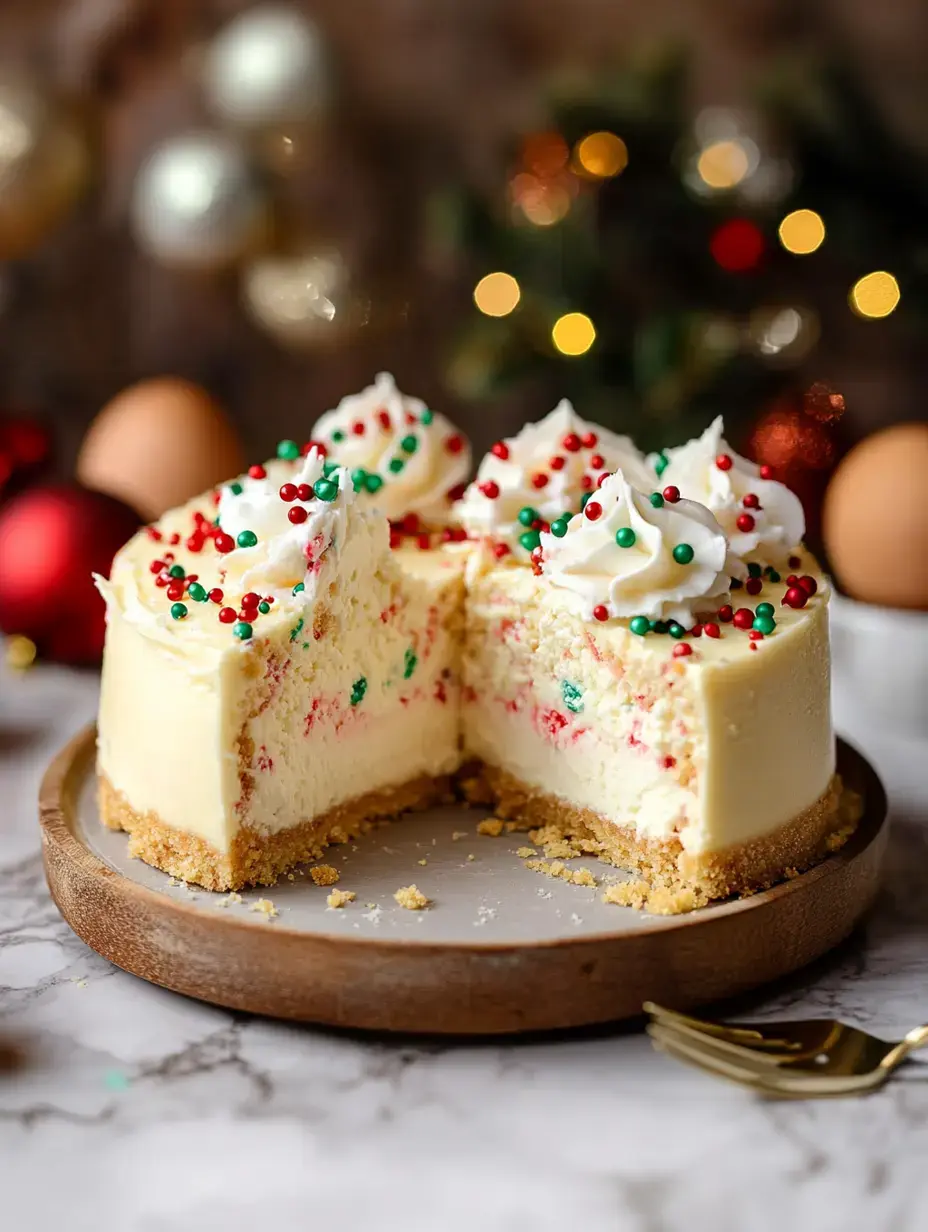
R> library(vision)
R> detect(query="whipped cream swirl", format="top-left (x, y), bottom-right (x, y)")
top-left (540, 470), bottom-right (737, 628)
top-left (656, 417), bottom-right (805, 565)
top-left (456, 400), bottom-right (653, 558)
top-left (217, 448), bottom-right (359, 592)
top-left (311, 372), bottom-right (471, 525)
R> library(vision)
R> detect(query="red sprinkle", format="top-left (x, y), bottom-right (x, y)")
top-left (742, 492), bottom-right (760, 509)
top-left (402, 513), bottom-right (421, 535)
top-left (736, 513), bottom-right (756, 533)
top-left (447, 482), bottom-right (467, 502)
top-left (145, 526), bottom-right (163, 541)
top-left (167, 582), bottom-right (185, 601)
top-left (303, 440), bottom-right (327, 457)
top-left (691, 624), bottom-right (703, 637)
top-left (214, 532), bottom-right (235, 554)
top-left (733, 607), bottom-right (755, 630)
top-left (584, 500), bottom-right (603, 521)
top-left (580, 474), bottom-right (593, 490)
top-left (377, 409), bottom-right (391, 431)
top-left (590, 453), bottom-right (605, 470)
top-left (749, 642), bottom-right (758, 651)
top-left (209, 588), bottom-right (224, 604)
top-left (760, 465), bottom-right (774, 480)
top-left (389, 529), bottom-right (403, 549)
top-left (479, 481), bottom-right (500, 500)
top-left (749, 630), bottom-right (764, 641)
top-left (169, 533), bottom-right (180, 545)
top-left (663, 755), bottom-right (678, 767)
top-left (597, 472), bottom-right (611, 488)
top-left (581, 432), bottom-right (598, 449)
top-left (446, 434), bottom-right (464, 455)
top-left (783, 586), bottom-right (807, 609)
top-left (491, 441), bottom-right (509, 460)
top-left (351, 421), bottom-right (366, 436)
top-left (798, 575), bottom-right (818, 596)
top-left (288, 507), bottom-right (308, 524)
top-left (417, 533), bottom-right (431, 551)
top-left (562, 433), bottom-right (582, 452)
top-left (493, 542), bottom-right (511, 560)
top-left (716, 454), bottom-right (733, 471)
top-left (531, 472), bottom-right (549, 489)
top-left (296, 483), bottom-right (314, 501)
top-left (218, 607), bottom-right (237, 624)
top-left (186, 534), bottom-right (205, 553)
top-left (673, 643), bottom-right (692, 658)
top-left (786, 574), bottom-right (799, 586)
top-left (212, 491), bottom-right (222, 506)
top-left (593, 604), bottom-right (609, 622)
top-left (788, 554), bottom-right (801, 569)
top-left (717, 605), bottom-right (734, 623)
top-left (154, 573), bottom-right (170, 588)
top-left (662, 485), bottom-right (681, 503)
top-left (279, 483), bottom-right (297, 502)
top-left (242, 592), bottom-right (261, 609)
top-left (704, 622), bottom-right (721, 639)
top-left (550, 455), bottom-right (566, 471)
top-left (149, 559), bottom-right (165, 574)
top-left (745, 577), bottom-right (763, 595)
top-left (248, 464), bottom-right (267, 480)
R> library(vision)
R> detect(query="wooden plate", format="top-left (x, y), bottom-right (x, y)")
top-left (40, 727), bottom-right (887, 1035)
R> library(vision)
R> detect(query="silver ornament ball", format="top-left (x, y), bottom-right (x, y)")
top-left (131, 132), bottom-right (269, 270)
top-left (203, 5), bottom-right (329, 129)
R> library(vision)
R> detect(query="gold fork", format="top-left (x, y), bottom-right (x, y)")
top-left (644, 1002), bottom-right (928, 1098)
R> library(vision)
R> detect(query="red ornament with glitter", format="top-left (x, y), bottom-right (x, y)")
top-left (0, 483), bottom-right (140, 664)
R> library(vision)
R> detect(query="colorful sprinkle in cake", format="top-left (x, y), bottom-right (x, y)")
top-left (95, 376), bottom-right (845, 909)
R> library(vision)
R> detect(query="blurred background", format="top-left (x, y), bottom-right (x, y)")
top-left (1, 0), bottom-right (927, 665)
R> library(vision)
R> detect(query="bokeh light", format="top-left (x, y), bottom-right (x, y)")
top-left (509, 173), bottom-right (572, 226)
top-left (710, 218), bottom-right (764, 272)
top-left (575, 132), bottom-right (628, 179)
top-left (778, 209), bottom-right (825, 255)
top-left (552, 312), bottom-right (595, 356)
top-left (696, 140), bottom-right (749, 190)
top-left (473, 271), bottom-right (521, 317)
top-left (521, 132), bottom-right (569, 178)
top-left (849, 271), bottom-right (900, 319)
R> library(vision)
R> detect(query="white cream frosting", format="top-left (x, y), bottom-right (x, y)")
top-left (456, 400), bottom-right (653, 558)
top-left (311, 372), bottom-right (471, 524)
top-left (539, 470), bottom-right (737, 628)
top-left (657, 417), bottom-right (805, 565)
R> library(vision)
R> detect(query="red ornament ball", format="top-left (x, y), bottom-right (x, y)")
top-left (0, 483), bottom-right (140, 665)
top-left (710, 219), bottom-right (764, 273)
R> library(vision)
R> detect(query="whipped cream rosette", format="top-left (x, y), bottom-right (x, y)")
top-left (540, 470), bottom-right (739, 630)
top-left (456, 400), bottom-right (653, 559)
top-left (311, 372), bottom-right (471, 525)
top-left (655, 417), bottom-right (805, 566)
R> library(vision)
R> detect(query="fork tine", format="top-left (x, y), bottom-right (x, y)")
top-left (647, 1025), bottom-right (780, 1094)
top-left (643, 1002), bottom-right (803, 1052)
top-left (646, 1017), bottom-right (785, 1066)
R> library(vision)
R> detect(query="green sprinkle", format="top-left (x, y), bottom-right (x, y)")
top-left (400, 434), bottom-right (418, 454)
top-left (747, 562), bottom-right (763, 579)
top-left (228, 481), bottom-right (243, 496)
top-left (365, 473), bottom-right (384, 494)
top-left (292, 582), bottom-right (305, 595)
top-left (188, 582), bottom-right (207, 602)
top-left (649, 492), bottom-right (664, 508)
top-left (332, 429), bottom-right (345, 444)
top-left (766, 569), bottom-right (780, 583)
top-left (389, 458), bottom-right (405, 474)
top-left (519, 529), bottom-right (541, 552)
top-left (518, 506), bottom-right (538, 528)
top-left (651, 620), bottom-right (669, 634)
top-left (351, 467), bottom-right (368, 492)
top-left (237, 530), bottom-right (258, 548)
top-left (233, 621), bottom-right (253, 640)
top-left (168, 564), bottom-right (185, 579)
top-left (403, 647), bottom-right (417, 679)
top-left (654, 452), bottom-right (669, 478)
top-left (616, 527), bottom-right (637, 549)
top-left (289, 617), bottom-right (304, 643)
top-left (753, 614), bottom-right (776, 635)
top-left (350, 676), bottom-right (368, 706)
top-left (580, 492), bottom-right (592, 510)
top-left (322, 460), bottom-right (337, 477)
top-left (672, 543), bottom-right (695, 565)
top-left (277, 440), bottom-right (300, 461)
top-left (420, 409), bottom-right (434, 425)
top-left (630, 616), bottom-right (650, 636)
top-left (170, 602), bottom-right (187, 620)
top-left (314, 479), bottom-right (338, 502)
top-left (756, 602), bottom-right (775, 618)
top-left (561, 680), bottom-right (584, 714)
top-left (550, 518), bottom-right (569, 538)
top-left (668, 622), bottom-right (685, 639)
top-left (258, 601), bottom-right (270, 614)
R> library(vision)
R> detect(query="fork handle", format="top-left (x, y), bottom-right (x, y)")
top-left (881, 1024), bottom-right (928, 1074)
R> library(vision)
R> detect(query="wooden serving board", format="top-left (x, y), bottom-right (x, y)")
top-left (40, 727), bottom-right (887, 1035)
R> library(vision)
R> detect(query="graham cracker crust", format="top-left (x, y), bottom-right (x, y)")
top-left (98, 772), bottom-right (453, 892)
top-left (468, 764), bottom-right (853, 911)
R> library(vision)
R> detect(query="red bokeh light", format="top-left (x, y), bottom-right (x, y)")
top-left (710, 218), bottom-right (764, 273)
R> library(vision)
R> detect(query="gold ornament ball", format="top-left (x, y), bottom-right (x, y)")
top-left (78, 378), bottom-right (245, 522)
top-left (242, 248), bottom-right (369, 350)
top-left (823, 422), bottom-right (928, 610)
top-left (0, 79), bottom-right (90, 261)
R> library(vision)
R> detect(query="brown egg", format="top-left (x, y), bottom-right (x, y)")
top-left (78, 378), bottom-right (245, 521)
top-left (823, 422), bottom-right (928, 609)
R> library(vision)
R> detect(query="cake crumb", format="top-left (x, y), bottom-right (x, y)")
top-left (394, 884), bottom-right (431, 910)
top-left (310, 864), bottom-right (340, 887)
top-left (366, 902), bottom-right (377, 909)
top-left (451, 830), bottom-right (469, 841)
top-left (327, 888), bottom-right (356, 909)
top-left (526, 859), bottom-right (598, 887)
top-left (645, 886), bottom-right (698, 915)
top-left (477, 818), bottom-right (505, 837)
top-left (467, 853), bottom-right (476, 861)
top-left (516, 846), bottom-right (537, 858)
top-left (216, 891), bottom-right (243, 908)
top-left (251, 897), bottom-right (278, 919)
top-left (602, 880), bottom-right (650, 909)
top-left (329, 825), bottom-right (350, 845)
top-left (505, 820), bottom-right (530, 833)
top-left (417, 858), bottom-right (428, 866)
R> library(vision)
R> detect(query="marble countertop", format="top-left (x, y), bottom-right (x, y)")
top-left (2, 658), bottom-right (928, 1232)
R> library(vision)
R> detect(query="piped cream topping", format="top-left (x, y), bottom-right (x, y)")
top-left (540, 470), bottom-right (738, 629)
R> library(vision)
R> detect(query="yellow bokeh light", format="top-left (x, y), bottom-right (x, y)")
top-left (696, 140), bottom-right (749, 190)
top-left (778, 209), bottom-right (825, 255)
top-left (473, 271), bottom-right (521, 318)
top-left (849, 271), bottom-right (900, 319)
top-left (552, 312), bottom-right (596, 356)
top-left (575, 132), bottom-right (628, 179)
